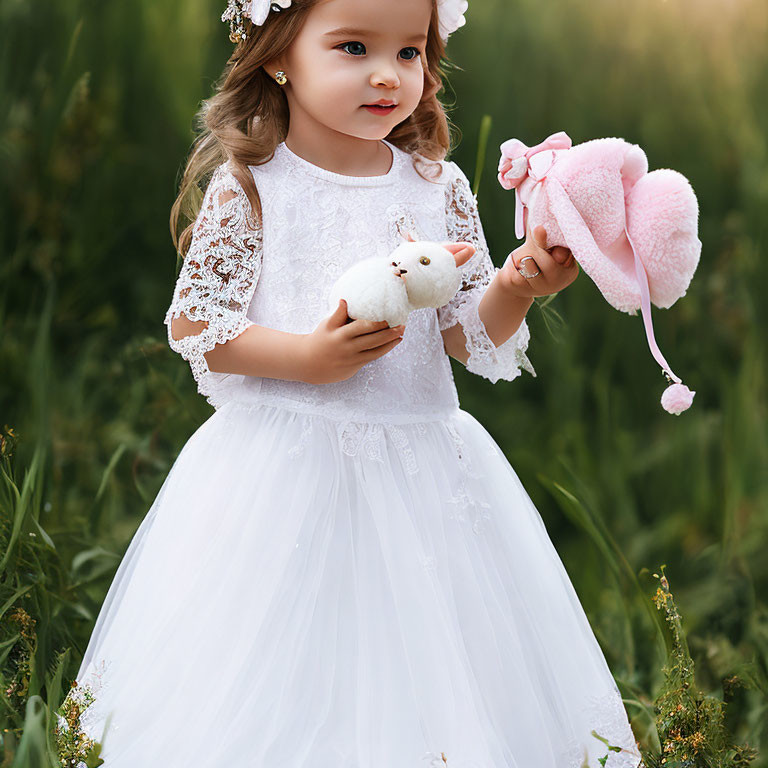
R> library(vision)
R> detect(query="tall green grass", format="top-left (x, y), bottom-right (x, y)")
top-left (1, 0), bottom-right (766, 764)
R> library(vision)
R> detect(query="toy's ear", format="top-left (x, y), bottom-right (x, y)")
top-left (441, 241), bottom-right (475, 267)
top-left (402, 230), bottom-right (417, 243)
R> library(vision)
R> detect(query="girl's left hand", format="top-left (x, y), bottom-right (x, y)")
top-left (499, 222), bottom-right (579, 299)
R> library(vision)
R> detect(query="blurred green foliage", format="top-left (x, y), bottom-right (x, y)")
top-left (0, 0), bottom-right (766, 764)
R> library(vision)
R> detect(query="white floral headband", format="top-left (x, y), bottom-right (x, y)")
top-left (222, 0), bottom-right (468, 44)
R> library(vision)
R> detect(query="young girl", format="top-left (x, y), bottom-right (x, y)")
top-left (69, 0), bottom-right (642, 766)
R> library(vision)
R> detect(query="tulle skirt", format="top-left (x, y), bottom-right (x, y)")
top-left (73, 400), bottom-right (641, 768)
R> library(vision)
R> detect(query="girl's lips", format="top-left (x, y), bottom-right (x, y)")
top-left (363, 104), bottom-right (396, 115)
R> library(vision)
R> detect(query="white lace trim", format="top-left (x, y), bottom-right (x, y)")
top-left (275, 138), bottom-right (405, 186)
top-left (164, 162), bottom-right (263, 406)
top-left (454, 282), bottom-right (536, 384)
top-left (68, 631), bottom-right (638, 764)
top-left (224, 399), bottom-right (501, 541)
top-left (559, 688), bottom-right (643, 768)
top-left (439, 163), bottom-right (536, 384)
top-left (421, 688), bottom-right (641, 768)
top-left (64, 657), bottom-right (119, 746)
top-left (225, 400), bottom-right (483, 485)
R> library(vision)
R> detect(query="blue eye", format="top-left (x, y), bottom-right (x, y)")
top-left (337, 42), bottom-right (422, 60)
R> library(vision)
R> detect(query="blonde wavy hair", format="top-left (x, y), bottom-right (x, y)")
top-left (169, 0), bottom-right (462, 258)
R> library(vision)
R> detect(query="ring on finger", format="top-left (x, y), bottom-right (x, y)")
top-left (517, 255), bottom-right (541, 279)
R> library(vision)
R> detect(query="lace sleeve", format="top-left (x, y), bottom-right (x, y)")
top-left (164, 162), bottom-right (264, 405)
top-left (438, 161), bottom-right (536, 384)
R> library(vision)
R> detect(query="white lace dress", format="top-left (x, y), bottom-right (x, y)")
top-left (71, 139), bottom-right (642, 768)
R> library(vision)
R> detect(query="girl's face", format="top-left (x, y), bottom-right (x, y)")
top-left (270, 0), bottom-right (433, 142)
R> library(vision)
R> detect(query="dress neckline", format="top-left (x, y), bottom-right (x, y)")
top-left (275, 139), bottom-right (403, 186)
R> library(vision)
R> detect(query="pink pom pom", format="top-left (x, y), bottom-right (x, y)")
top-left (661, 382), bottom-right (695, 414)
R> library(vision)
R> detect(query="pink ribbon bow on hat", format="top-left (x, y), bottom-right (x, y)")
top-left (498, 131), bottom-right (573, 240)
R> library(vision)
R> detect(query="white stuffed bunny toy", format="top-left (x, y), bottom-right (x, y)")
top-left (328, 235), bottom-right (476, 327)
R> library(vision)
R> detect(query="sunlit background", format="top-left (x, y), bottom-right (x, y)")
top-left (1, 0), bottom-right (766, 763)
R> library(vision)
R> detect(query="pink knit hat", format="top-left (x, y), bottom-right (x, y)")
top-left (498, 131), bottom-right (701, 414)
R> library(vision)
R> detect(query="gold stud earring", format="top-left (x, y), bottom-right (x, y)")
top-left (275, 70), bottom-right (287, 85)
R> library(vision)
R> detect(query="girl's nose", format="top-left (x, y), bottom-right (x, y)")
top-left (371, 67), bottom-right (399, 89)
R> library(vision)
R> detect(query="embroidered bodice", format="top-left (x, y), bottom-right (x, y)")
top-left (164, 139), bottom-right (535, 426)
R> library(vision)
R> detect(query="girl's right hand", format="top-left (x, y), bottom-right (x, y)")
top-left (299, 299), bottom-right (405, 385)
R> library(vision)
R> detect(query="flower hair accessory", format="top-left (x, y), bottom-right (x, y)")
top-left (437, 0), bottom-right (468, 41)
top-left (222, 0), bottom-right (468, 44)
top-left (222, 0), bottom-right (291, 42)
